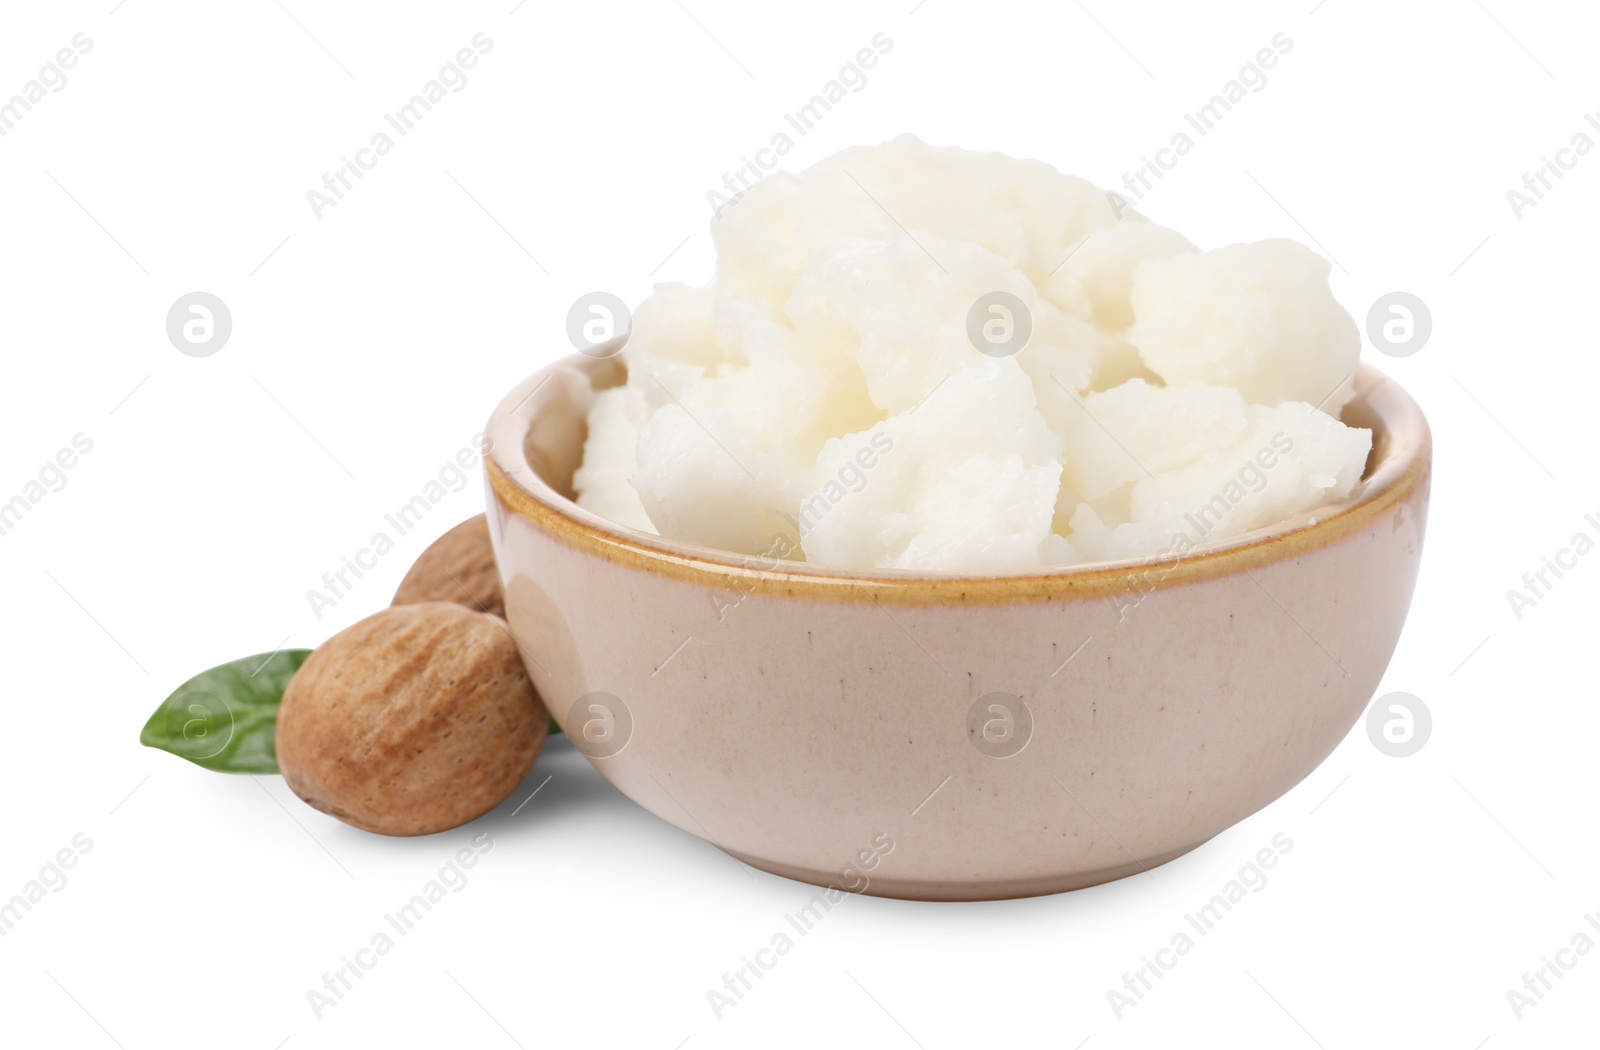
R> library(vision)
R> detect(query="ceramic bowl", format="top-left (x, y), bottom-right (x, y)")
top-left (484, 353), bottom-right (1430, 901)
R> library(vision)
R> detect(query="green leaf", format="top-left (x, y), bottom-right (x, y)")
top-left (140, 650), bottom-right (312, 774)
top-left (548, 715), bottom-right (562, 736)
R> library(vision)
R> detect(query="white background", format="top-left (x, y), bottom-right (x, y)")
top-left (2, 0), bottom-right (1596, 1046)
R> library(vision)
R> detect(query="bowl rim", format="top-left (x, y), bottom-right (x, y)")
top-left (486, 354), bottom-right (1431, 605)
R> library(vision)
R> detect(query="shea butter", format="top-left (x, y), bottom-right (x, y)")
top-left (574, 136), bottom-right (1370, 574)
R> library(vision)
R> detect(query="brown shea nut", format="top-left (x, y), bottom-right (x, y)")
top-left (276, 602), bottom-right (547, 836)
top-left (392, 514), bottom-right (504, 618)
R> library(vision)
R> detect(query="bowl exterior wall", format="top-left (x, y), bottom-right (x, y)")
top-left (488, 473), bottom-right (1428, 900)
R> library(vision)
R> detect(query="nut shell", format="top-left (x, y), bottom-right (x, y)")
top-left (276, 602), bottom-right (547, 836)
top-left (392, 514), bottom-right (504, 618)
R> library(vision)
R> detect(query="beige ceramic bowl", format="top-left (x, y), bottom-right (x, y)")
top-left (484, 353), bottom-right (1430, 901)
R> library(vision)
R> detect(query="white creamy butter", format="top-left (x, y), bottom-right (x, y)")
top-left (573, 136), bottom-right (1371, 574)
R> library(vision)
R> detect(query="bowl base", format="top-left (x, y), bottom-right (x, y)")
top-left (722, 840), bottom-right (1211, 902)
